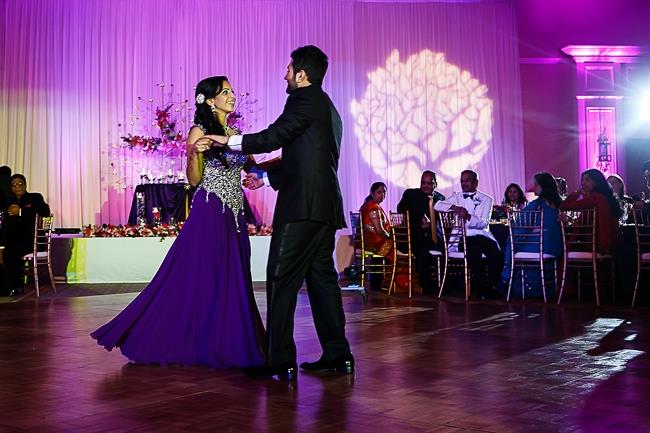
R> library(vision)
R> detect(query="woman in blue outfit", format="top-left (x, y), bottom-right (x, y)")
top-left (499, 172), bottom-right (563, 299)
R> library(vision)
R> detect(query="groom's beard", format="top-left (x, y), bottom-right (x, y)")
top-left (285, 79), bottom-right (297, 94)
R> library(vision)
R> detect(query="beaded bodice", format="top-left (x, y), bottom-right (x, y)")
top-left (198, 149), bottom-right (248, 231)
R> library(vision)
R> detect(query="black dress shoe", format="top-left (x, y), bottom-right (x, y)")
top-left (243, 362), bottom-right (297, 380)
top-left (299, 354), bottom-right (355, 374)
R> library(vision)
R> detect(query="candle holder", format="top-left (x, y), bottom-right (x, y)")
top-left (152, 207), bottom-right (161, 226)
top-left (136, 192), bottom-right (146, 225)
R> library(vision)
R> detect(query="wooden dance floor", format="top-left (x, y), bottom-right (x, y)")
top-left (1, 289), bottom-right (650, 433)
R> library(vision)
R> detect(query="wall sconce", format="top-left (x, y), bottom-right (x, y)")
top-left (596, 128), bottom-right (611, 172)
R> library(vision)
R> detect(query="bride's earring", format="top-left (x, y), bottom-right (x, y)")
top-left (209, 103), bottom-right (218, 118)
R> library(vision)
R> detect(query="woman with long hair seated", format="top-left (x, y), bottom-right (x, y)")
top-left (499, 172), bottom-right (563, 298)
top-left (502, 183), bottom-right (528, 210)
top-left (560, 168), bottom-right (623, 254)
top-left (607, 174), bottom-right (634, 223)
top-left (359, 182), bottom-right (394, 260)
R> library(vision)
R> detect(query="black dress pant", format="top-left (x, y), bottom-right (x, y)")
top-left (465, 235), bottom-right (502, 295)
top-left (413, 240), bottom-right (439, 293)
top-left (1, 220), bottom-right (31, 293)
top-left (266, 221), bottom-right (351, 367)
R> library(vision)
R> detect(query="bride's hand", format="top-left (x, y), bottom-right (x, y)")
top-left (190, 137), bottom-right (214, 154)
top-left (201, 134), bottom-right (229, 147)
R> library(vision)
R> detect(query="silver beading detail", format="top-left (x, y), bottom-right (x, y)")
top-left (195, 93), bottom-right (206, 104)
top-left (197, 150), bottom-right (248, 232)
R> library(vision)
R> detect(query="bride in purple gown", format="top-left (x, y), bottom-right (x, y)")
top-left (91, 76), bottom-right (266, 368)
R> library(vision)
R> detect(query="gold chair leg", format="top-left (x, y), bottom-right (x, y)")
top-left (541, 260), bottom-right (547, 303)
top-left (506, 261), bottom-right (514, 302)
top-left (557, 258), bottom-right (567, 305)
top-left (464, 259), bottom-right (470, 301)
top-left (34, 258), bottom-right (40, 297)
top-left (438, 256), bottom-right (448, 298)
top-left (632, 263), bottom-right (640, 307)
top-left (436, 257), bottom-right (441, 294)
top-left (48, 259), bottom-right (56, 293)
top-left (408, 256), bottom-right (412, 299)
top-left (593, 260), bottom-right (600, 307)
top-left (388, 259), bottom-right (397, 296)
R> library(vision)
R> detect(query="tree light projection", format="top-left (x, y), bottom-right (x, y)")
top-left (350, 50), bottom-right (493, 189)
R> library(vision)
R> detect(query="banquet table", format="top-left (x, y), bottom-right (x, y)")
top-left (51, 235), bottom-right (271, 283)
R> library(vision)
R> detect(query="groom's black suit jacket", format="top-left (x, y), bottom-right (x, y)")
top-left (242, 85), bottom-right (345, 229)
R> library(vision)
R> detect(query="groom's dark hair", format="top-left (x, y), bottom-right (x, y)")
top-left (291, 45), bottom-right (328, 86)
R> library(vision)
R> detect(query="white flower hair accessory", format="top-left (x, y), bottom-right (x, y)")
top-left (195, 93), bottom-right (206, 104)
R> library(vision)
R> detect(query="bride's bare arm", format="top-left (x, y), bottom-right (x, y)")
top-left (186, 127), bottom-right (213, 186)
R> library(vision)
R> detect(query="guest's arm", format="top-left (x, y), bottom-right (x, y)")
top-left (466, 194), bottom-right (493, 230)
top-left (32, 193), bottom-right (50, 216)
top-left (433, 196), bottom-right (455, 212)
top-left (560, 191), bottom-right (597, 210)
top-left (396, 190), bottom-right (410, 214)
top-left (367, 206), bottom-right (391, 238)
top-left (433, 194), bottom-right (467, 217)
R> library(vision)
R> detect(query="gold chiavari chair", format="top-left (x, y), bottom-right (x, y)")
top-left (388, 211), bottom-right (414, 297)
top-left (349, 212), bottom-right (395, 294)
top-left (632, 209), bottom-right (650, 307)
top-left (506, 209), bottom-right (558, 303)
top-left (557, 208), bottom-right (614, 306)
top-left (436, 211), bottom-right (471, 301)
top-left (426, 206), bottom-right (443, 295)
top-left (22, 215), bottom-right (56, 297)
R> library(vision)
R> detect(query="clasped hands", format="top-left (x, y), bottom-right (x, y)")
top-left (7, 204), bottom-right (20, 216)
top-left (450, 205), bottom-right (471, 221)
top-left (190, 135), bottom-right (265, 191)
top-left (190, 135), bottom-right (229, 154)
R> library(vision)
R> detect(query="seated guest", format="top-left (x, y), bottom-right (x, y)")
top-left (632, 159), bottom-right (650, 215)
top-left (397, 170), bottom-right (445, 293)
top-left (434, 170), bottom-right (502, 298)
top-left (2, 174), bottom-right (51, 295)
top-left (360, 182), bottom-right (394, 259)
top-left (360, 182), bottom-right (394, 291)
top-left (499, 172), bottom-right (563, 298)
top-left (607, 174), bottom-right (634, 223)
top-left (502, 183), bottom-right (527, 211)
top-left (560, 168), bottom-right (622, 254)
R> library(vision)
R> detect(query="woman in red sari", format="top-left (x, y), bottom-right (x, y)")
top-left (560, 168), bottom-right (623, 254)
top-left (359, 182), bottom-right (394, 260)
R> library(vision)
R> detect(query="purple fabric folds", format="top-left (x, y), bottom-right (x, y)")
top-left (91, 188), bottom-right (266, 369)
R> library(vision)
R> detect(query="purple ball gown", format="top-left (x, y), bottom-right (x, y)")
top-left (91, 148), bottom-right (266, 368)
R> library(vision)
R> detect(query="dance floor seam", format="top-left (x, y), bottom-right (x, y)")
top-left (1, 290), bottom-right (649, 433)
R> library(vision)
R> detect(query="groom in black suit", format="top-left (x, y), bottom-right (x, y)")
top-left (213, 45), bottom-right (353, 380)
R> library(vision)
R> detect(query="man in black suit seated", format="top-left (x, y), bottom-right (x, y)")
top-left (212, 45), bottom-right (353, 380)
top-left (396, 170), bottom-right (445, 293)
top-left (1, 174), bottom-right (51, 296)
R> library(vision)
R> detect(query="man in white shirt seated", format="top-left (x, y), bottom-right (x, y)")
top-left (434, 170), bottom-right (502, 299)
